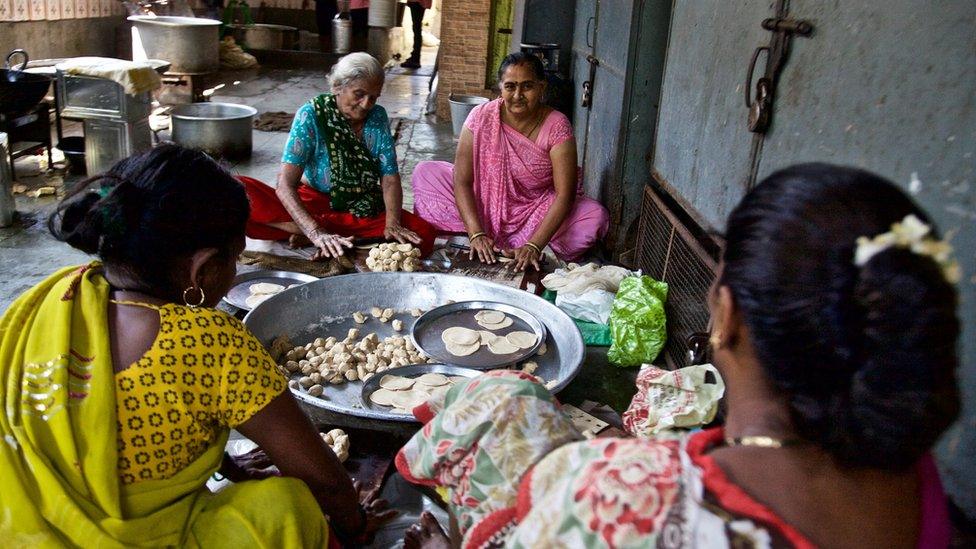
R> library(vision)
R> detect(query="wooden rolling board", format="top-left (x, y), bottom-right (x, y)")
top-left (441, 247), bottom-right (545, 294)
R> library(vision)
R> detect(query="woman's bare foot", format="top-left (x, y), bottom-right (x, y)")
top-left (288, 233), bottom-right (312, 248)
top-left (404, 511), bottom-right (451, 549)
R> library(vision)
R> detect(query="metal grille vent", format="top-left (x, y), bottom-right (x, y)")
top-left (636, 186), bottom-right (718, 369)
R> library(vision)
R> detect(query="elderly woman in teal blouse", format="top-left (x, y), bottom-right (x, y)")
top-left (240, 52), bottom-right (437, 259)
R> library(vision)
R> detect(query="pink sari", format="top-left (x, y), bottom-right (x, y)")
top-left (467, 99), bottom-right (579, 250)
top-left (412, 99), bottom-right (609, 259)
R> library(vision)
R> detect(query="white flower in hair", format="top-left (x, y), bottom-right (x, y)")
top-left (854, 214), bottom-right (961, 283)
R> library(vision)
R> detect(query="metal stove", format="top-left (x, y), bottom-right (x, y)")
top-left (56, 61), bottom-right (158, 176)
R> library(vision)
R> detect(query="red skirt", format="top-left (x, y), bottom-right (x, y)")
top-left (239, 175), bottom-right (437, 256)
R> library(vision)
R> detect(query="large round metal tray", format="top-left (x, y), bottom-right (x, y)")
top-left (224, 269), bottom-right (318, 311)
top-left (359, 363), bottom-right (483, 422)
top-left (243, 273), bottom-right (584, 422)
top-left (411, 301), bottom-right (546, 369)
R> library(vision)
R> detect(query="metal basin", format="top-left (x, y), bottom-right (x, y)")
top-left (171, 102), bottom-right (256, 160)
top-left (243, 273), bottom-right (585, 427)
top-left (0, 69), bottom-right (52, 118)
top-left (129, 16), bottom-right (220, 75)
top-left (226, 23), bottom-right (299, 51)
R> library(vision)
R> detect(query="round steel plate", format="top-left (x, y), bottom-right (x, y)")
top-left (411, 301), bottom-right (547, 369)
top-left (224, 269), bottom-right (318, 311)
top-left (358, 363), bottom-right (483, 422)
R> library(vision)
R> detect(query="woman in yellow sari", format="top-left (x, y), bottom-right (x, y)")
top-left (0, 144), bottom-right (390, 547)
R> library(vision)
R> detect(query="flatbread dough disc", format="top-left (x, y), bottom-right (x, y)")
top-left (506, 331), bottom-right (538, 349)
top-left (442, 326), bottom-right (480, 346)
top-left (474, 310), bottom-right (506, 324)
top-left (487, 337), bottom-right (519, 355)
top-left (445, 341), bottom-right (480, 356)
top-left (429, 385), bottom-right (451, 400)
top-left (369, 388), bottom-right (397, 406)
top-left (478, 330), bottom-right (496, 344)
top-left (249, 282), bottom-right (284, 295)
top-left (244, 293), bottom-right (272, 309)
top-left (416, 373), bottom-right (449, 387)
top-left (379, 375), bottom-right (415, 391)
top-left (391, 390), bottom-right (428, 410)
top-left (478, 317), bottom-right (514, 330)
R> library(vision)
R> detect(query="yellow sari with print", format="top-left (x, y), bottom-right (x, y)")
top-left (0, 264), bottom-right (328, 548)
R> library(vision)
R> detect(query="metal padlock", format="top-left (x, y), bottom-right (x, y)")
top-left (581, 81), bottom-right (592, 108)
top-left (748, 78), bottom-right (772, 133)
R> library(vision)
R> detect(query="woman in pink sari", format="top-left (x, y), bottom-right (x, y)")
top-left (412, 53), bottom-right (609, 270)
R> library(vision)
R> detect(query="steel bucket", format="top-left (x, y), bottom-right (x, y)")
top-left (448, 94), bottom-right (489, 137)
top-left (333, 16), bottom-right (353, 54)
top-left (170, 102), bottom-right (257, 160)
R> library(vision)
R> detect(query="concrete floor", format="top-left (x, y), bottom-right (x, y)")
top-left (0, 46), bottom-right (453, 312)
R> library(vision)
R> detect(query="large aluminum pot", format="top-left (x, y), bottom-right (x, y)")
top-left (170, 102), bottom-right (257, 160)
top-left (129, 16), bottom-right (220, 75)
top-left (225, 23), bottom-right (299, 51)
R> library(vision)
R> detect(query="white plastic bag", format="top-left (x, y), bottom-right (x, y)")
top-left (555, 289), bottom-right (616, 324)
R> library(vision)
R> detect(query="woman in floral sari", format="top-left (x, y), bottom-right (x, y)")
top-left (0, 145), bottom-right (391, 547)
top-left (412, 53), bottom-right (609, 271)
top-left (398, 164), bottom-right (959, 548)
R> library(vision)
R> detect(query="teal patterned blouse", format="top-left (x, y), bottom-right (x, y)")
top-left (281, 102), bottom-right (399, 194)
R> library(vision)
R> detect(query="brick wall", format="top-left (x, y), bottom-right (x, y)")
top-left (436, 0), bottom-right (493, 121)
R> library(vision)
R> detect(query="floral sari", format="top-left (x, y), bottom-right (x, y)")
top-left (396, 370), bottom-right (951, 548)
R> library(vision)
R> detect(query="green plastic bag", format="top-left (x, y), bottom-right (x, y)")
top-left (607, 276), bottom-right (669, 366)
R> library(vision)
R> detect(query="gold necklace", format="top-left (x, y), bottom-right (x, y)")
top-left (524, 109), bottom-right (545, 138)
top-left (506, 107), bottom-right (545, 138)
top-left (724, 435), bottom-right (803, 448)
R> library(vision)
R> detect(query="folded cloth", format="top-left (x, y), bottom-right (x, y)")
top-left (57, 57), bottom-right (161, 95)
top-left (253, 111), bottom-right (295, 132)
top-left (238, 250), bottom-right (354, 278)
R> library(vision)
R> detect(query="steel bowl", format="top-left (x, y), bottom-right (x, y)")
top-left (171, 102), bottom-right (257, 160)
top-left (225, 23), bottom-right (299, 51)
top-left (129, 16), bottom-right (221, 75)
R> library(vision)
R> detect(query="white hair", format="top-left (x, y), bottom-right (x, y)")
top-left (328, 52), bottom-right (385, 91)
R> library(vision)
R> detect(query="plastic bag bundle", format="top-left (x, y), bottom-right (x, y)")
top-left (622, 364), bottom-right (725, 437)
top-left (607, 276), bottom-right (668, 366)
top-left (543, 263), bottom-right (636, 324)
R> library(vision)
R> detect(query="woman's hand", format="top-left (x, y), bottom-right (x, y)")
top-left (219, 448), bottom-right (280, 482)
top-left (355, 480), bottom-right (398, 542)
top-left (470, 234), bottom-right (499, 264)
top-left (308, 228), bottom-right (353, 260)
top-left (384, 221), bottom-right (422, 245)
top-left (507, 244), bottom-right (542, 272)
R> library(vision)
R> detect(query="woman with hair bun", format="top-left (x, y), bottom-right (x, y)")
top-left (0, 144), bottom-right (392, 546)
top-left (397, 163), bottom-right (959, 548)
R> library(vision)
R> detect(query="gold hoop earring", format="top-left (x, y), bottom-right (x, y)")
top-left (709, 331), bottom-right (723, 349)
top-left (183, 286), bottom-right (206, 308)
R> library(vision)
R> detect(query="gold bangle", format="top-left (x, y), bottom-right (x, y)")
top-left (469, 231), bottom-right (487, 242)
top-left (525, 241), bottom-right (542, 255)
